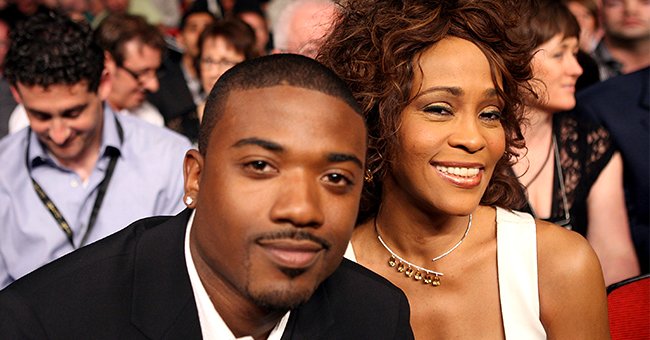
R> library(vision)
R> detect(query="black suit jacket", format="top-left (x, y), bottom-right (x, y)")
top-left (0, 209), bottom-right (414, 339)
top-left (575, 67), bottom-right (649, 273)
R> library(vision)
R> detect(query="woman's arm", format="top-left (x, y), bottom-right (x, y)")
top-left (587, 152), bottom-right (640, 285)
top-left (537, 220), bottom-right (610, 339)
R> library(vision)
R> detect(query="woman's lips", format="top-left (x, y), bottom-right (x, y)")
top-left (433, 164), bottom-right (483, 188)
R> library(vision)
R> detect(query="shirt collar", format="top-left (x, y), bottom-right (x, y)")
top-left (593, 41), bottom-right (623, 74)
top-left (184, 210), bottom-right (290, 340)
top-left (27, 102), bottom-right (123, 170)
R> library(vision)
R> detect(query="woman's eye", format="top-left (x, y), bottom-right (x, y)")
top-left (423, 104), bottom-right (453, 116)
top-left (480, 110), bottom-right (502, 121)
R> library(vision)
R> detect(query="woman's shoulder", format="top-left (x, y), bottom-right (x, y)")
top-left (534, 220), bottom-right (609, 337)
top-left (535, 220), bottom-right (601, 273)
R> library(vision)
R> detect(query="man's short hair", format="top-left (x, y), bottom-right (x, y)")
top-left (179, 3), bottom-right (217, 31)
top-left (94, 13), bottom-right (166, 66)
top-left (4, 11), bottom-right (104, 92)
top-left (199, 53), bottom-right (362, 154)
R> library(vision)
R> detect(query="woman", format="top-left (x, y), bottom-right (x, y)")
top-left (512, 0), bottom-right (639, 286)
top-left (196, 18), bottom-right (258, 121)
top-left (319, 0), bottom-right (609, 338)
top-left (563, 0), bottom-right (602, 53)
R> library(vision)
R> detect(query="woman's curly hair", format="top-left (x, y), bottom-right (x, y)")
top-left (318, 0), bottom-right (536, 223)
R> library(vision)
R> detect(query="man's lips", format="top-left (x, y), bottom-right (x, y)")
top-left (257, 239), bottom-right (325, 269)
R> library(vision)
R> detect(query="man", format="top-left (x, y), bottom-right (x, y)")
top-left (575, 67), bottom-right (650, 275)
top-left (94, 13), bottom-right (166, 126)
top-left (592, 0), bottom-right (650, 80)
top-left (147, 5), bottom-right (217, 138)
top-left (0, 12), bottom-right (191, 289)
top-left (271, 0), bottom-right (337, 58)
top-left (0, 54), bottom-right (414, 339)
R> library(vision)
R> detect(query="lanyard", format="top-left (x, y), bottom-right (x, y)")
top-left (25, 117), bottom-right (124, 248)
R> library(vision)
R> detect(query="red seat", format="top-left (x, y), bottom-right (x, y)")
top-left (607, 274), bottom-right (650, 340)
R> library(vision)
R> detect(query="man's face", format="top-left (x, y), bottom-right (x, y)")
top-left (12, 79), bottom-right (109, 166)
top-left (602, 0), bottom-right (650, 42)
top-left (184, 85), bottom-right (366, 311)
top-left (179, 12), bottom-right (215, 58)
top-left (285, 3), bottom-right (336, 58)
top-left (106, 40), bottom-right (161, 111)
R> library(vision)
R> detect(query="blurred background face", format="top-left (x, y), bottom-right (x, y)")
top-left (531, 34), bottom-right (583, 113)
top-left (101, 0), bottom-right (128, 13)
top-left (275, 2), bottom-right (336, 58)
top-left (0, 21), bottom-right (9, 71)
top-left (238, 11), bottom-right (268, 55)
top-left (566, 0), bottom-right (601, 51)
top-left (199, 36), bottom-right (245, 94)
top-left (179, 13), bottom-right (215, 58)
top-left (601, 0), bottom-right (650, 41)
top-left (107, 40), bottom-right (162, 111)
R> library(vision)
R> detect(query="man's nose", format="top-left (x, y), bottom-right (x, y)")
top-left (269, 171), bottom-right (325, 228)
top-left (48, 119), bottom-right (71, 145)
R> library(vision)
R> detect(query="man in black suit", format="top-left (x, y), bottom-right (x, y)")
top-left (575, 67), bottom-right (649, 276)
top-left (0, 54), bottom-right (414, 339)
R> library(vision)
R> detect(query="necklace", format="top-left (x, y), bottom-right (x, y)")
top-left (374, 214), bottom-right (472, 287)
top-left (523, 133), bottom-right (554, 188)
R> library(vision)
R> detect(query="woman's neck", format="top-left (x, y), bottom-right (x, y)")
top-left (374, 192), bottom-right (473, 262)
top-left (521, 107), bottom-right (554, 155)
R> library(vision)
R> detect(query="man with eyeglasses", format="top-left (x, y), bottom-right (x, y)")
top-left (94, 13), bottom-right (167, 127)
top-left (0, 11), bottom-right (192, 289)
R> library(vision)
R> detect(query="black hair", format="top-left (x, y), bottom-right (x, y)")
top-left (199, 53), bottom-right (362, 154)
top-left (179, 3), bottom-right (218, 31)
top-left (4, 10), bottom-right (104, 91)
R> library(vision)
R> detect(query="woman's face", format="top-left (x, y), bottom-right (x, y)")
top-left (530, 34), bottom-right (583, 113)
top-left (199, 36), bottom-right (246, 94)
top-left (386, 37), bottom-right (506, 216)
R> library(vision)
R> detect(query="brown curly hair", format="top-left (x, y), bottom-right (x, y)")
top-left (318, 0), bottom-right (536, 223)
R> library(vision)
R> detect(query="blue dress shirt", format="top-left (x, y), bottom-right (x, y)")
top-left (0, 105), bottom-right (192, 289)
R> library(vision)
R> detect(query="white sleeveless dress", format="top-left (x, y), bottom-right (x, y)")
top-left (344, 207), bottom-right (547, 339)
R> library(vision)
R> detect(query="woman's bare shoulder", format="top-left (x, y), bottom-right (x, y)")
top-left (535, 220), bottom-right (609, 338)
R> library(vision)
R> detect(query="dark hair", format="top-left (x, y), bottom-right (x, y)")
top-left (198, 53), bottom-right (362, 154)
top-left (519, 0), bottom-right (581, 48)
top-left (232, 0), bottom-right (265, 17)
top-left (4, 11), bottom-right (104, 91)
top-left (197, 18), bottom-right (258, 61)
top-left (179, 3), bottom-right (218, 31)
top-left (94, 13), bottom-right (166, 66)
top-left (318, 0), bottom-right (536, 222)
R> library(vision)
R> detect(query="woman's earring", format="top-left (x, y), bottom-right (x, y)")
top-left (184, 196), bottom-right (194, 206)
top-left (364, 169), bottom-right (373, 183)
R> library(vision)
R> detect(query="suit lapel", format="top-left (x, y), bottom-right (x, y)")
top-left (130, 209), bottom-right (202, 339)
top-left (281, 281), bottom-right (335, 340)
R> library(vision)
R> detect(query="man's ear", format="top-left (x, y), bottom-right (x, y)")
top-left (9, 85), bottom-right (22, 104)
top-left (97, 69), bottom-right (112, 101)
top-left (183, 149), bottom-right (203, 209)
top-left (104, 51), bottom-right (117, 74)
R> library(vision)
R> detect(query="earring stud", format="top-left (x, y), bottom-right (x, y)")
top-left (185, 196), bottom-right (194, 206)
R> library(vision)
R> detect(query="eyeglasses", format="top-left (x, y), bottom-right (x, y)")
top-left (117, 64), bottom-right (159, 84)
top-left (200, 57), bottom-right (241, 69)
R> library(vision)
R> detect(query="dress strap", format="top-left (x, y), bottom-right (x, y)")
top-left (496, 207), bottom-right (547, 339)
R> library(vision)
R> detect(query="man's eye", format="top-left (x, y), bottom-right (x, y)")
top-left (244, 160), bottom-right (273, 173)
top-left (322, 173), bottom-right (353, 187)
